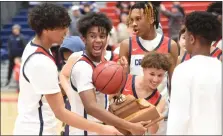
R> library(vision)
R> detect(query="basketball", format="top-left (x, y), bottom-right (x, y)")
top-left (92, 61), bottom-right (127, 94)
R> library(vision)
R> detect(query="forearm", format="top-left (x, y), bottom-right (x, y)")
top-left (56, 108), bottom-right (103, 134)
top-left (87, 104), bottom-right (133, 131)
top-left (59, 73), bottom-right (70, 94)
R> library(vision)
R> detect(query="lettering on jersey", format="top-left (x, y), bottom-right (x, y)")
top-left (135, 59), bottom-right (142, 66)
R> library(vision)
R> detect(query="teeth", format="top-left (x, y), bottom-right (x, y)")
top-left (93, 46), bottom-right (101, 51)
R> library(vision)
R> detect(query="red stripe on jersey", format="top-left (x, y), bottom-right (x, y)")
top-left (111, 52), bottom-right (119, 62)
top-left (131, 35), bottom-right (170, 55)
top-left (181, 48), bottom-right (222, 63)
top-left (121, 74), bottom-right (162, 106)
top-left (210, 47), bottom-right (222, 58)
top-left (35, 47), bottom-right (56, 64)
top-left (79, 54), bottom-right (96, 69)
top-left (181, 51), bottom-right (192, 63)
top-left (212, 38), bottom-right (222, 47)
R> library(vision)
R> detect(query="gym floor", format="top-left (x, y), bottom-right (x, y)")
top-left (1, 90), bottom-right (62, 135)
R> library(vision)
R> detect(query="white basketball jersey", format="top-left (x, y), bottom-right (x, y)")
top-left (13, 41), bottom-right (58, 135)
top-left (68, 55), bottom-right (109, 135)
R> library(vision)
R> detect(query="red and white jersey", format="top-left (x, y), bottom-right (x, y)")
top-left (121, 74), bottom-right (162, 106)
top-left (69, 54), bottom-right (109, 135)
top-left (14, 41), bottom-right (60, 135)
top-left (212, 37), bottom-right (222, 50)
top-left (104, 50), bottom-right (119, 62)
top-left (181, 47), bottom-right (222, 63)
top-left (129, 34), bottom-right (171, 76)
top-left (129, 34), bottom-right (171, 99)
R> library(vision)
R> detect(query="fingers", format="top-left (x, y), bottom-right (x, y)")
top-left (116, 131), bottom-right (124, 135)
top-left (139, 120), bottom-right (152, 126)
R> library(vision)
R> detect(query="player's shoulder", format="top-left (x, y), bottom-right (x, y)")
top-left (120, 38), bottom-right (129, 46)
top-left (71, 51), bottom-right (84, 56)
top-left (69, 51), bottom-right (83, 60)
top-left (72, 58), bottom-right (93, 73)
top-left (29, 54), bottom-right (55, 67)
top-left (173, 60), bottom-right (191, 74)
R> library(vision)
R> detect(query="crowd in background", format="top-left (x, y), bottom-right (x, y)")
top-left (2, 1), bottom-right (221, 93)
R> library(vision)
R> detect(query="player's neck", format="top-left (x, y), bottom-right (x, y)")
top-left (85, 50), bottom-right (101, 62)
top-left (33, 35), bottom-right (53, 50)
top-left (135, 76), bottom-right (153, 99)
top-left (191, 45), bottom-right (211, 57)
top-left (140, 28), bottom-right (157, 40)
top-left (180, 48), bottom-right (186, 56)
top-left (136, 76), bottom-right (153, 92)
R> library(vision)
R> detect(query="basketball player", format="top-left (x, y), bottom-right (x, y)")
top-left (119, 2), bottom-right (178, 97)
top-left (206, 2), bottom-right (222, 50)
top-left (177, 26), bottom-right (222, 65)
top-left (68, 12), bottom-right (147, 135)
top-left (59, 35), bottom-right (119, 98)
top-left (167, 11), bottom-right (222, 135)
top-left (13, 3), bottom-right (122, 135)
top-left (120, 52), bottom-right (171, 135)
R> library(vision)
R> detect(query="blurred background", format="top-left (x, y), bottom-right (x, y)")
top-left (0, 1), bottom-right (212, 135)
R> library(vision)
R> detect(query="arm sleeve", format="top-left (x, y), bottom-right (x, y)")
top-left (167, 65), bottom-right (191, 134)
top-left (25, 55), bottom-right (61, 94)
top-left (70, 61), bottom-right (95, 93)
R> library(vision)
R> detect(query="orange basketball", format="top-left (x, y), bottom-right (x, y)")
top-left (93, 61), bottom-right (127, 94)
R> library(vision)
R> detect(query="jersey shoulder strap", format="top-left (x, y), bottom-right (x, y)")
top-left (22, 47), bottom-right (55, 82)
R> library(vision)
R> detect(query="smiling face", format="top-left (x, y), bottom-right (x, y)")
top-left (143, 67), bottom-right (166, 90)
top-left (82, 26), bottom-right (108, 60)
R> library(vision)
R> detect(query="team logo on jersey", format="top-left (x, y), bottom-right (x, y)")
top-left (135, 59), bottom-right (142, 66)
top-left (124, 88), bottom-right (131, 92)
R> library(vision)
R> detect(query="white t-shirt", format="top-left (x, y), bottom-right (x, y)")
top-left (167, 55), bottom-right (222, 135)
top-left (13, 41), bottom-right (60, 135)
top-left (68, 56), bottom-right (108, 135)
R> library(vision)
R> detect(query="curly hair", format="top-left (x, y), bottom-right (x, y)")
top-left (127, 2), bottom-right (159, 29)
top-left (185, 11), bottom-right (222, 44)
top-left (141, 52), bottom-right (171, 71)
top-left (207, 2), bottom-right (222, 15)
top-left (77, 12), bottom-right (113, 37)
top-left (28, 3), bottom-right (71, 36)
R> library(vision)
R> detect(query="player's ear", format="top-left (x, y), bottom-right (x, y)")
top-left (189, 34), bottom-right (195, 45)
top-left (81, 36), bottom-right (86, 44)
top-left (149, 16), bottom-right (155, 25)
top-left (42, 29), bottom-right (48, 36)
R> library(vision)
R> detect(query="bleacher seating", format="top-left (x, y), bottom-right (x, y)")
top-left (100, 2), bottom-right (212, 36)
top-left (0, 2), bottom-right (73, 60)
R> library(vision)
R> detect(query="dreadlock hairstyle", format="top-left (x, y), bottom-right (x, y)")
top-left (127, 2), bottom-right (159, 29)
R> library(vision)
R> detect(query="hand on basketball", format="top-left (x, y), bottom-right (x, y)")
top-left (129, 122), bottom-right (147, 135)
top-left (98, 125), bottom-right (123, 135)
top-left (118, 56), bottom-right (128, 68)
